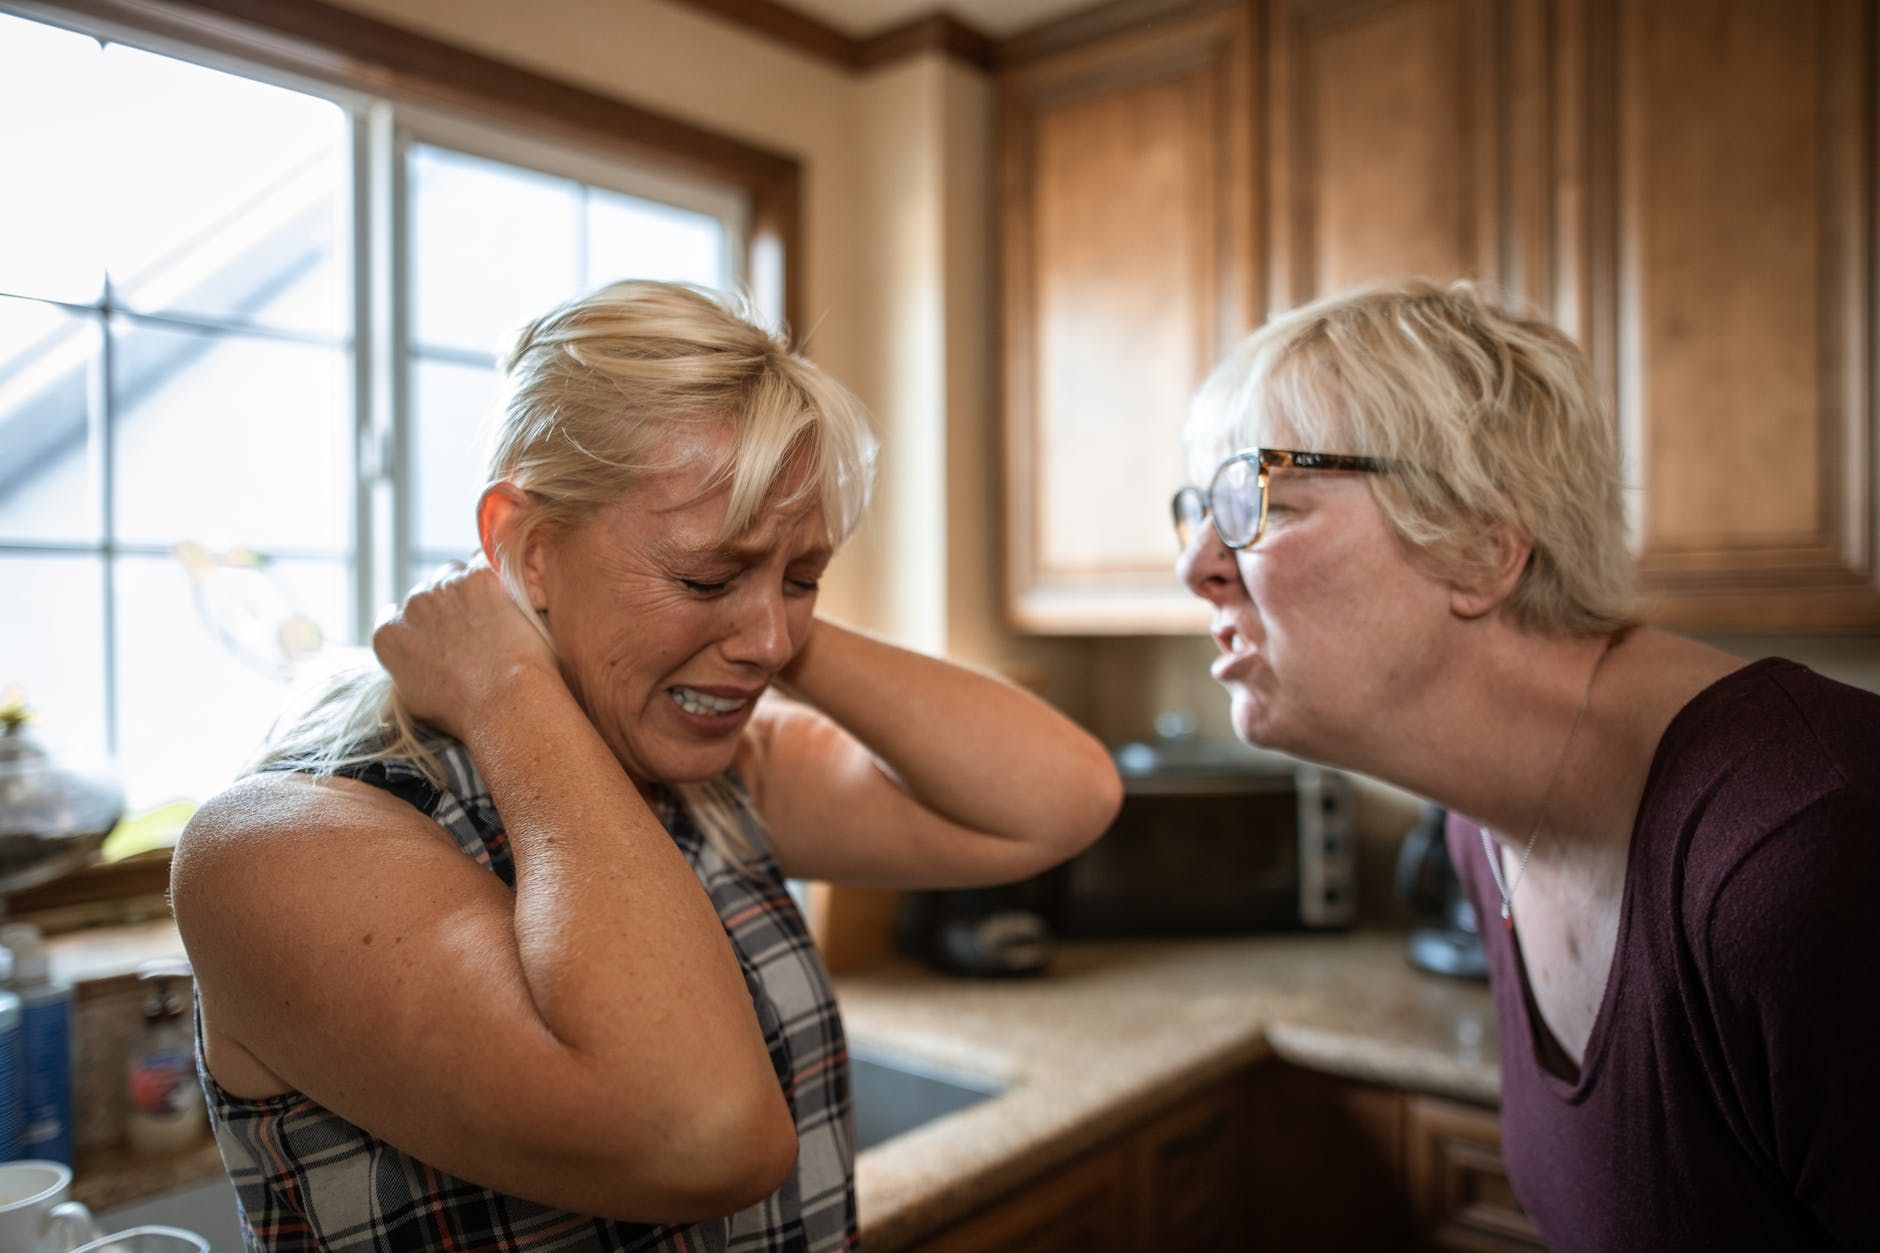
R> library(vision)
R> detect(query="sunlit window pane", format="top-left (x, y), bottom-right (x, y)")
top-left (0, 9), bottom-right (749, 830)
top-left (0, 15), bottom-right (105, 305)
top-left (113, 552), bottom-right (347, 808)
top-left (102, 43), bottom-right (348, 337)
top-left (413, 357), bottom-right (501, 558)
top-left (111, 320), bottom-right (350, 552)
top-left (410, 145), bottom-right (581, 355)
top-left (0, 297), bottom-right (100, 544)
top-left (587, 187), bottom-right (729, 290)
top-left (0, 554), bottom-right (107, 764)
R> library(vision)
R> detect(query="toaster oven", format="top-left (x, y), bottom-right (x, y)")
top-left (1037, 738), bottom-right (1358, 936)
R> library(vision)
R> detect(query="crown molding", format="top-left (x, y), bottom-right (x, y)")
top-left (997, 0), bottom-right (1239, 67)
top-left (664, 0), bottom-right (996, 72)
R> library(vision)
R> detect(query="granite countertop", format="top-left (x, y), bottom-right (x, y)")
top-left (838, 929), bottom-right (1498, 1251)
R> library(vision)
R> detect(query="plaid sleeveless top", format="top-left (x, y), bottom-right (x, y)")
top-left (199, 739), bottom-right (857, 1252)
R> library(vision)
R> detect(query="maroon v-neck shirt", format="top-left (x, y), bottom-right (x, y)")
top-left (1449, 658), bottom-right (1880, 1250)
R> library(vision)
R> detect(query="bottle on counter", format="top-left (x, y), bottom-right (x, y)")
top-left (125, 962), bottom-right (206, 1156)
top-left (0, 982), bottom-right (22, 1161)
top-left (0, 923), bottom-right (73, 1165)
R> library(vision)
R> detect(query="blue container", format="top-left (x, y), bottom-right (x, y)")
top-left (0, 989), bottom-right (22, 1161)
top-left (2, 926), bottom-right (72, 1165)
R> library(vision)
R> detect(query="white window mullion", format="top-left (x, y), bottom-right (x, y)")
top-left (353, 101), bottom-right (407, 638)
top-left (90, 307), bottom-right (117, 757)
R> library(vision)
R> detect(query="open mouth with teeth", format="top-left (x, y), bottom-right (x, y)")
top-left (668, 686), bottom-right (752, 718)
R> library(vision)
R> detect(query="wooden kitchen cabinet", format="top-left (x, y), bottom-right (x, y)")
top-left (1404, 1094), bottom-right (1547, 1251)
top-left (999, 0), bottom-right (1880, 632)
top-left (999, 5), bottom-right (1255, 633)
top-left (1127, 1080), bottom-right (1250, 1249)
top-left (1581, 0), bottom-right (1880, 629)
top-left (911, 1063), bottom-right (1536, 1251)
top-left (913, 1074), bottom-right (1247, 1251)
top-left (1242, 1065), bottom-right (1540, 1252)
top-left (917, 1144), bottom-right (1132, 1253)
top-left (1243, 1063), bottom-right (1411, 1249)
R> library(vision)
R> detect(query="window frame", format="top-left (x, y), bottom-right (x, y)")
top-left (0, 0), bottom-right (804, 923)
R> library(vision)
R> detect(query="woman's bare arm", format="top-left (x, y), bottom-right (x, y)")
top-left (174, 567), bottom-right (794, 1222)
top-left (742, 618), bottom-right (1121, 886)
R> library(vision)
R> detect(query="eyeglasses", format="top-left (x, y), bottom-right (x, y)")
top-left (1172, 448), bottom-right (1390, 550)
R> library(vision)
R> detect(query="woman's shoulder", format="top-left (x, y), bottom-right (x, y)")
top-left (1647, 654), bottom-right (1880, 938)
top-left (1656, 652), bottom-right (1880, 790)
top-left (175, 769), bottom-right (460, 900)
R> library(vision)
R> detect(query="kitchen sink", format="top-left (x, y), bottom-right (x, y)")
top-left (848, 1045), bottom-right (1003, 1152)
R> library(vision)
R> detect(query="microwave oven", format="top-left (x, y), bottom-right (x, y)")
top-left (1036, 741), bottom-right (1358, 936)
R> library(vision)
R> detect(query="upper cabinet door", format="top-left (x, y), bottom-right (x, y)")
top-left (1265, 0), bottom-right (1524, 306)
top-left (1580, 0), bottom-right (1880, 629)
top-left (1001, 7), bottom-right (1255, 633)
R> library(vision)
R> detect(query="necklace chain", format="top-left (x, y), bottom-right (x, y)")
top-left (1479, 634), bottom-right (1616, 931)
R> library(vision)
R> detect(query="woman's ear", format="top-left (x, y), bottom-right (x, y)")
top-left (476, 483), bottom-right (550, 611)
top-left (1448, 522), bottom-right (1532, 620)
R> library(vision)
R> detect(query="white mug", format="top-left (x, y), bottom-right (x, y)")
top-left (0, 1160), bottom-right (97, 1253)
top-left (70, 1226), bottom-right (212, 1253)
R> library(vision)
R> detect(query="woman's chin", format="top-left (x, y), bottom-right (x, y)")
top-left (1228, 690), bottom-right (1286, 752)
top-left (606, 727), bottom-right (742, 790)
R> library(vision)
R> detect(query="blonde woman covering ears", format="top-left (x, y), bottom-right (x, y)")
top-left (1175, 281), bottom-right (1880, 1251)
top-left (172, 282), bottom-right (1122, 1252)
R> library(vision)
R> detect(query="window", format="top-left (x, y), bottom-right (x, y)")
top-left (0, 10), bottom-right (747, 820)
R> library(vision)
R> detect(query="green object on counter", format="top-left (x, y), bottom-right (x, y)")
top-left (102, 801), bottom-right (197, 863)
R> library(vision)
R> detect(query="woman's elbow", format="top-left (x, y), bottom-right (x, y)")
top-left (533, 1069), bottom-right (797, 1223)
top-left (1064, 742), bottom-right (1123, 854)
top-left (1029, 742), bottom-right (1122, 870)
top-left (673, 1094), bottom-right (798, 1219)
top-left (626, 1080), bottom-right (798, 1223)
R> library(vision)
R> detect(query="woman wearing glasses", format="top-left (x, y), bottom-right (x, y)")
top-left (1175, 282), bottom-right (1879, 1250)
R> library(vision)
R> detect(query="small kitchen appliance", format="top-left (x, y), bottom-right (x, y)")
top-left (1035, 727), bottom-right (1358, 937)
top-left (1395, 803), bottom-right (1488, 980)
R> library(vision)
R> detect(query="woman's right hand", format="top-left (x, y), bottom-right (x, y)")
top-left (371, 556), bottom-right (561, 741)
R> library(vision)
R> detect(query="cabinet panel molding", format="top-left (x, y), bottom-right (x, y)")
top-left (1265, 0), bottom-right (1543, 308)
top-left (1404, 1094), bottom-right (1547, 1250)
top-left (1000, 6), bottom-right (1254, 632)
top-left (916, 1143), bottom-right (1130, 1252)
top-left (1590, 0), bottom-right (1880, 628)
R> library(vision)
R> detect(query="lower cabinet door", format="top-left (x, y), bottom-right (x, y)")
top-left (1404, 1095), bottom-right (1545, 1251)
top-left (1130, 1082), bottom-right (1246, 1249)
top-left (918, 1146), bottom-right (1131, 1253)
top-left (1243, 1065), bottom-right (1412, 1251)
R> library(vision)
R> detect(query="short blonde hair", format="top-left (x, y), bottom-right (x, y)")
top-left (1185, 280), bottom-right (1637, 635)
top-left (256, 281), bottom-right (879, 871)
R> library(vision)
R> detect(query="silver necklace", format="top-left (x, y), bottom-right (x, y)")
top-left (1479, 634), bottom-right (1615, 931)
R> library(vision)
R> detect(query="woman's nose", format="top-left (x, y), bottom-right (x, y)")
top-left (726, 586), bottom-right (795, 671)
top-left (1176, 518), bottom-right (1242, 606)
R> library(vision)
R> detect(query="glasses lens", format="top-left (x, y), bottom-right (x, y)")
top-left (1210, 456), bottom-right (1263, 547)
top-left (1172, 487), bottom-right (1205, 550)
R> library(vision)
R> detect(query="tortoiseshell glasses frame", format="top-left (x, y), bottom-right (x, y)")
top-left (1172, 448), bottom-right (1391, 551)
